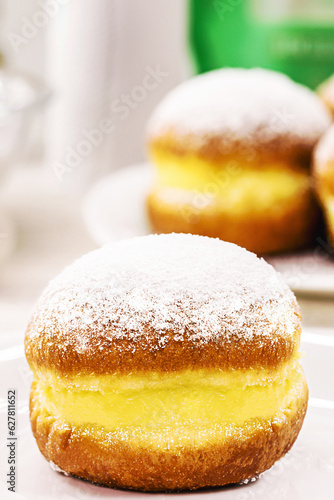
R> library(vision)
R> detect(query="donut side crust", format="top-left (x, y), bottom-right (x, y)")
top-left (25, 301), bottom-right (301, 376)
top-left (149, 132), bottom-right (314, 166)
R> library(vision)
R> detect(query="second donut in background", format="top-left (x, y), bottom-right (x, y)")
top-left (146, 68), bottom-right (331, 255)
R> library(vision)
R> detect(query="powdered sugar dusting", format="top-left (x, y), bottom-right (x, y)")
top-left (27, 234), bottom-right (298, 355)
top-left (148, 68), bottom-right (330, 152)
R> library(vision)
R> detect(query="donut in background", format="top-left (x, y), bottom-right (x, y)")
top-left (147, 68), bottom-right (331, 255)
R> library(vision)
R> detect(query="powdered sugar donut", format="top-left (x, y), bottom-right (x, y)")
top-left (25, 234), bottom-right (308, 491)
top-left (147, 68), bottom-right (331, 254)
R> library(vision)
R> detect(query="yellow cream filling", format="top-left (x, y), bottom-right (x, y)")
top-left (34, 358), bottom-right (305, 436)
top-left (150, 152), bottom-right (309, 212)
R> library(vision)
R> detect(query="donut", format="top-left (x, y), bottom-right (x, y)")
top-left (146, 68), bottom-right (331, 255)
top-left (313, 123), bottom-right (334, 246)
top-left (25, 233), bottom-right (308, 491)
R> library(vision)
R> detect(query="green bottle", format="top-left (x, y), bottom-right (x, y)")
top-left (189, 0), bottom-right (334, 89)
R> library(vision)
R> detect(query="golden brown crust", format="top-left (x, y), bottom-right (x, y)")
top-left (149, 133), bottom-right (313, 167)
top-left (30, 379), bottom-right (308, 492)
top-left (25, 312), bottom-right (300, 376)
top-left (146, 187), bottom-right (320, 256)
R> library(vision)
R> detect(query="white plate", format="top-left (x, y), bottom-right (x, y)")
top-left (82, 163), bottom-right (334, 297)
top-left (1, 329), bottom-right (334, 499)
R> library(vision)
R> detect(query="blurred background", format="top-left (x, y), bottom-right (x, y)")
top-left (1, 0), bottom-right (334, 344)
top-left (1, 4), bottom-right (334, 497)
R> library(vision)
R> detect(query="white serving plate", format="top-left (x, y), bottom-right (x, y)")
top-left (82, 163), bottom-right (334, 297)
top-left (0, 328), bottom-right (334, 499)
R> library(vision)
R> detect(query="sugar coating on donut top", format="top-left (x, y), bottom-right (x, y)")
top-left (148, 68), bottom-right (330, 153)
top-left (27, 234), bottom-right (299, 356)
